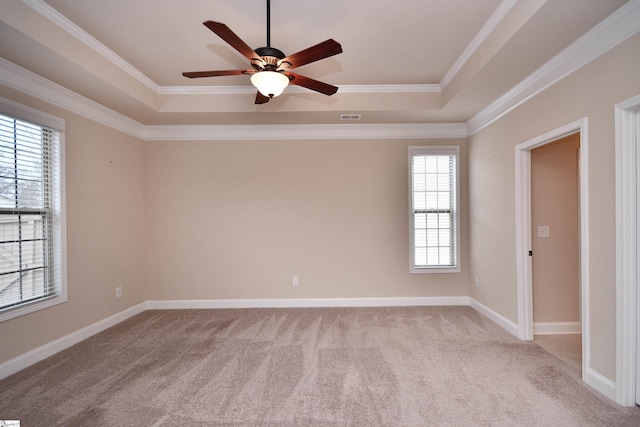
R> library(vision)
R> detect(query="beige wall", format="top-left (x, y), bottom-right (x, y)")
top-left (531, 134), bottom-right (580, 323)
top-left (143, 138), bottom-right (470, 300)
top-left (0, 86), bottom-right (147, 363)
top-left (0, 86), bottom-right (471, 366)
top-left (469, 33), bottom-right (640, 380)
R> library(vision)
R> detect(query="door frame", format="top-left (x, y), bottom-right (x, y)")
top-left (615, 94), bottom-right (640, 406)
top-left (515, 118), bottom-right (588, 379)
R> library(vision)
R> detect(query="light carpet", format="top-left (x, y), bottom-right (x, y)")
top-left (1, 306), bottom-right (639, 426)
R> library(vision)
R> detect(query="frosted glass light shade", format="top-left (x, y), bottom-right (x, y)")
top-left (250, 71), bottom-right (289, 98)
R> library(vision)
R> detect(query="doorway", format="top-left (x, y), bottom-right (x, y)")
top-left (515, 118), bottom-right (589, 381)
top-left (530, 134), bottom-right (581, 370)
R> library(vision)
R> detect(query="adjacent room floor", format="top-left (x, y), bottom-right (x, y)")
top-left (534, 333), bottom-right (582, 371)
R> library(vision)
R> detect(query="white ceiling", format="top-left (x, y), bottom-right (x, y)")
top-left (0, 0), bottom-right (631, 127)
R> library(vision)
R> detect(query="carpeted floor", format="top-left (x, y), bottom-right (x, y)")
top-left (1, 306), bottom-right (639, 426)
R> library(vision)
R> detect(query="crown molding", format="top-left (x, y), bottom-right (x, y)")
top-left (22, 0), bottom-right (159, 93)
top-left (24, 0), bottom-right (440, 99)
top-left (0, 57), bottom-right (144, 138)
top-left (157, 86), bottom-right (259, 95)
top-left (0, 58), bottom-right (465, 141)
top-left (142, 122), bottom-right (468, 141)
top-left (467, 0), bottom-right (640, 135)
top-left (8, 0), bottom-right (640, 141)
top-left (339, 85), bottom-right (441, 94)
top-left (152, 84), bottom-right (442, 96)
top-left (440, 0), bottom-right (518, 90)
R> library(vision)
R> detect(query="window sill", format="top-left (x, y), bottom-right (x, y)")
top-left (410, 266), bottom-right (460, 274)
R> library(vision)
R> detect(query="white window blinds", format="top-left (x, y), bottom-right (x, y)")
top-left (409, 146), bottom-right (459, 273)
top-left (0, 104), bottom-right (66, 320)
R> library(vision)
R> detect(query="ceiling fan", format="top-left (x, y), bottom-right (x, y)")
top-left (182, 0), bottom-right (343, 104)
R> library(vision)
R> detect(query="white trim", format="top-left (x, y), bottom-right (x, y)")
top-left (157, 85), bottom-right (258, 96)
top-left (440, 0), bottom-right (518, 90)
top-left (514, 118), bottom-right (589, 379)
top-left (469, 297), bottom-right (519, 338)
top-left (0, 58), bottom-right (144, 139)
top-left (615, 94), bottom-right (640, 406)
top-left (158, 84), bottom-right (441, 96)
top-left (22, 0), bottom-right (159, 93)
top-left (146, 296), bottom-right (470, 310)
top-left (533, 321), bottom-right (581, 335)
top-left (338, 85), bottom-right (441, 94)
top-left (143, 123), bottom-right (468, 141)
top-left (515, 140), bottom-right (534, 340)
top-left (467, 0), bottom-right (640, 135)
top-left (0, 59), bottom-right (465, 141)
top-left (0, 302), bottom-right (147, 380)
top-left (585, 367), bottom-right (617, 402)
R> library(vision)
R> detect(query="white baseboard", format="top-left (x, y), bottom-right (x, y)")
top-left (533, 321), bottom-right (581, 335)
top-left (0, 302), bottom-right (147, 381)
top-left (585, 367), bottom-right (617, 401)
top-left (147, 296), bottom-right (470, 310)
top-left (468, 297), bottom-right (520, 338)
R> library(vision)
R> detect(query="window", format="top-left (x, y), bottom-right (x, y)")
top-left (0, 98), bottom-right (66, 321)
top-left (409, 146), bottom-right (459, 273)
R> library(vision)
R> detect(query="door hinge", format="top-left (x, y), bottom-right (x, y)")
top-left (529, 250), bottom-right (533, 256)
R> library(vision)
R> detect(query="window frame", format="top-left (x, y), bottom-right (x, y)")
top-left (0, 97), bottom-right (67, 322)
top-left (408, 145), bottom-right (460, 274)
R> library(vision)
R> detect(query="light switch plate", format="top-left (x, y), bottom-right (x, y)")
top-left (538, 225), bottom-right (550, 238)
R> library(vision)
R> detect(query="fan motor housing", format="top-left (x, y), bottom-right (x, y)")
top-left (256, 46), bottom-right (286, 59)
top-left (255, 47), bottom-right (287, 70)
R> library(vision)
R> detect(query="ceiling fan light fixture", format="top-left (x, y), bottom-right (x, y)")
top-left (251, 71), bottom-right (289, 98)
top-left (183, 0), bottom-right (342, 104)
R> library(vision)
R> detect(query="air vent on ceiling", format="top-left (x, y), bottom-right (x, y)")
top-left (340, 114), bottom-right (361, 121)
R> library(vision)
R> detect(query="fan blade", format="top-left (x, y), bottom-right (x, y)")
top-left (255, 91), bottom-right (270, 104)
top-left (203, 21), bottom-right (261, 63)
top-left (279, 39), bottom-right (342, 70)
top-left (182, 69), bottom-right (253, 78)
top-left (286, 72), bottom-right (338, 96)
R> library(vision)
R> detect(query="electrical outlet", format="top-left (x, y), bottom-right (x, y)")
top-left (292, 276), bottom-right (299, 286)
top-left (474, 277), bottom-right (480, 288)
top-left (116, 287), bottom-right (122, 298)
